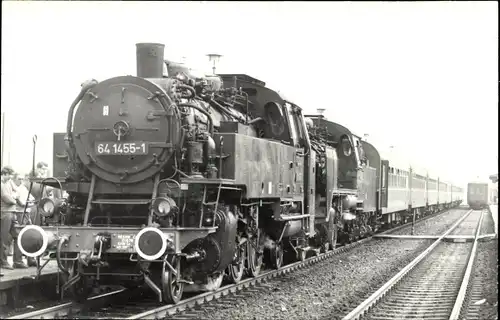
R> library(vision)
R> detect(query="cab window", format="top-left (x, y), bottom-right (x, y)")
top-left (284, 102), bottom-right (303, 148)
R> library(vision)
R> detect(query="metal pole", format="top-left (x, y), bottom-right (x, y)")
top-left (409, 166), bottom-right (415, 235)
top-left (8, 125), bottom-right (11, 165)
top-left (411, 209), bottom-right (416, 235)
top-left (1, 112), bottom-right (4, 167)
top-left (22, 135), bottom-right (37, 224)
top-left (32, 135), bottom-right (37, 175)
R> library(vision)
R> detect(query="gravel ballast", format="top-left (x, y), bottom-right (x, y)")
top-left (390, 208), bottom-right (467, 236)
top-left (480, 208), bottom-right (496, 235)
top-left (465, 240), bottom-right (498, 320)
top-left (197, 239), bottom-right (434, 320)
top-left (191, 208), bottom-right (468, 320)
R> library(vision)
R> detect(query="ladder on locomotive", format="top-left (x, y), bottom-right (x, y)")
top-left (82, 173), bottom-right (243, 227)
top-left (82, 173), bottom-right (161, 226)
top-left (198, 182), bottom-right (243, 228)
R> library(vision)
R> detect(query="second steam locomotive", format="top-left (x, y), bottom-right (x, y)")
top-left (17, 43), bottom-right (463, 304)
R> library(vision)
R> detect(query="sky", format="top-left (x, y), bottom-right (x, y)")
top-left (1, 1), bottom-right (498, 188)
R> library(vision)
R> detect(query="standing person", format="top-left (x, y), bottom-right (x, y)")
top-left (33, 161), bottom-right (66, 199)
top-left (13, 174), bottom-right (35, 220)
top-left (1, 166), bottom-right (28, 270)
top-left (28, 161), bottom-right (55, 226)
top-left (12, 174), bottom-right (37, 267)
top-left (30, 161), bottom-right (49, 179)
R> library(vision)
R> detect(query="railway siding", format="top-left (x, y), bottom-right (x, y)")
top-left (362, 242), bottom-right (473, 320)
top-left (342, 209), bottom-right (495, 320)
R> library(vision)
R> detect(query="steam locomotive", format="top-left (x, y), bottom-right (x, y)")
top-left (17, 43), bottom-right (462, 304)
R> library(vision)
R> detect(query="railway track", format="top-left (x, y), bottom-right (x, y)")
top-left (342, 209), bottom-right (485, 320)
top-left (6, 207), bottom-right (467, 320)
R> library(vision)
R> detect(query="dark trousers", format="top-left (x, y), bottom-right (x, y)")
top-left (1, 211), bottom-right (23, 265)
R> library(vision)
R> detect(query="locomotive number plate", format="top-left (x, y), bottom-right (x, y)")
top-left (95, 142), bottom-right (149, 155)
top-left (115, 234), bottom-right (135, 251)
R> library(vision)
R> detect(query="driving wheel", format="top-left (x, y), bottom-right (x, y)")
top-left (270, 242), bottom-right (284, 269)
top-left (227, 243), bottom-right (245, 284)
top-left (246, 236), bottom-right (263, 277)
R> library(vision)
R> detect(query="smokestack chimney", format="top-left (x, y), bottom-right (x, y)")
top-left (136, 43), bottom-right (165, 78)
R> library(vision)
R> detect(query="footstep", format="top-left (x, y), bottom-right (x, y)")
top-left (474, 299), bottom-right (486, 305)
top-left (26, 305), bottom-right (34, 309)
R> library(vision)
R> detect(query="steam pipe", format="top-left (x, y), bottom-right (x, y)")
top-left (241, 91), bottom-right (249, 124)
top-left (209, 98), bottom-right (246, 123)
top-left (178, 103), bottom-right (214, 135)
top-left (67, 80), bottom-right (98, 148)
top-left (177, 84), bottom-right (196, 99)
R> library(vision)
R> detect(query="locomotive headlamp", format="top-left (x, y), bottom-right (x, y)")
top-left (152, 197), bottom-right (177, 217)
top-left (38, 198), bottom-right (65, 218)
top-left (39, 198), bottom-right (55, 217)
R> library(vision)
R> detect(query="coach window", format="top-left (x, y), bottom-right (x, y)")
top-left (382, 165), bottom-right (386, 188)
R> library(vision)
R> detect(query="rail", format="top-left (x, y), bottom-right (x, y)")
top-left (449, 209), bottom-right (485, 319)
top-left (342, 209), bottom-right (482, 320)
top-left (6, 289), bottom-right (125, 319)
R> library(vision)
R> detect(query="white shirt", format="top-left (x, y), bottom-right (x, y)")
top-left (16, 183), bottom-right (35, 211)
top-left (17, 184), bottom-right (35, 203)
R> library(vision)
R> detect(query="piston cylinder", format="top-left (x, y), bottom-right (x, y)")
top-left (136, 43), bottom-right (165, 79)
top-left (264, 220), bottom-right (303, 240)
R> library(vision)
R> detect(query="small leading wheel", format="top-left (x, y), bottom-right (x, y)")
top-left (298, 249), bottom-right (307, 261)
top-left (270, 242), bottom-right (283, 269)
top-left (162, 255), bottom-right (184, 304)
top-left (327, 213), bottom-right (339, 251)
top-left (321, 241), bottom-right (329, 253)
top-left (329, 224), bottom-right (338, 250)
top-left (246, 237), bottom-right (263, 277)
top-left (227, 244), bottom-right (245, 284)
